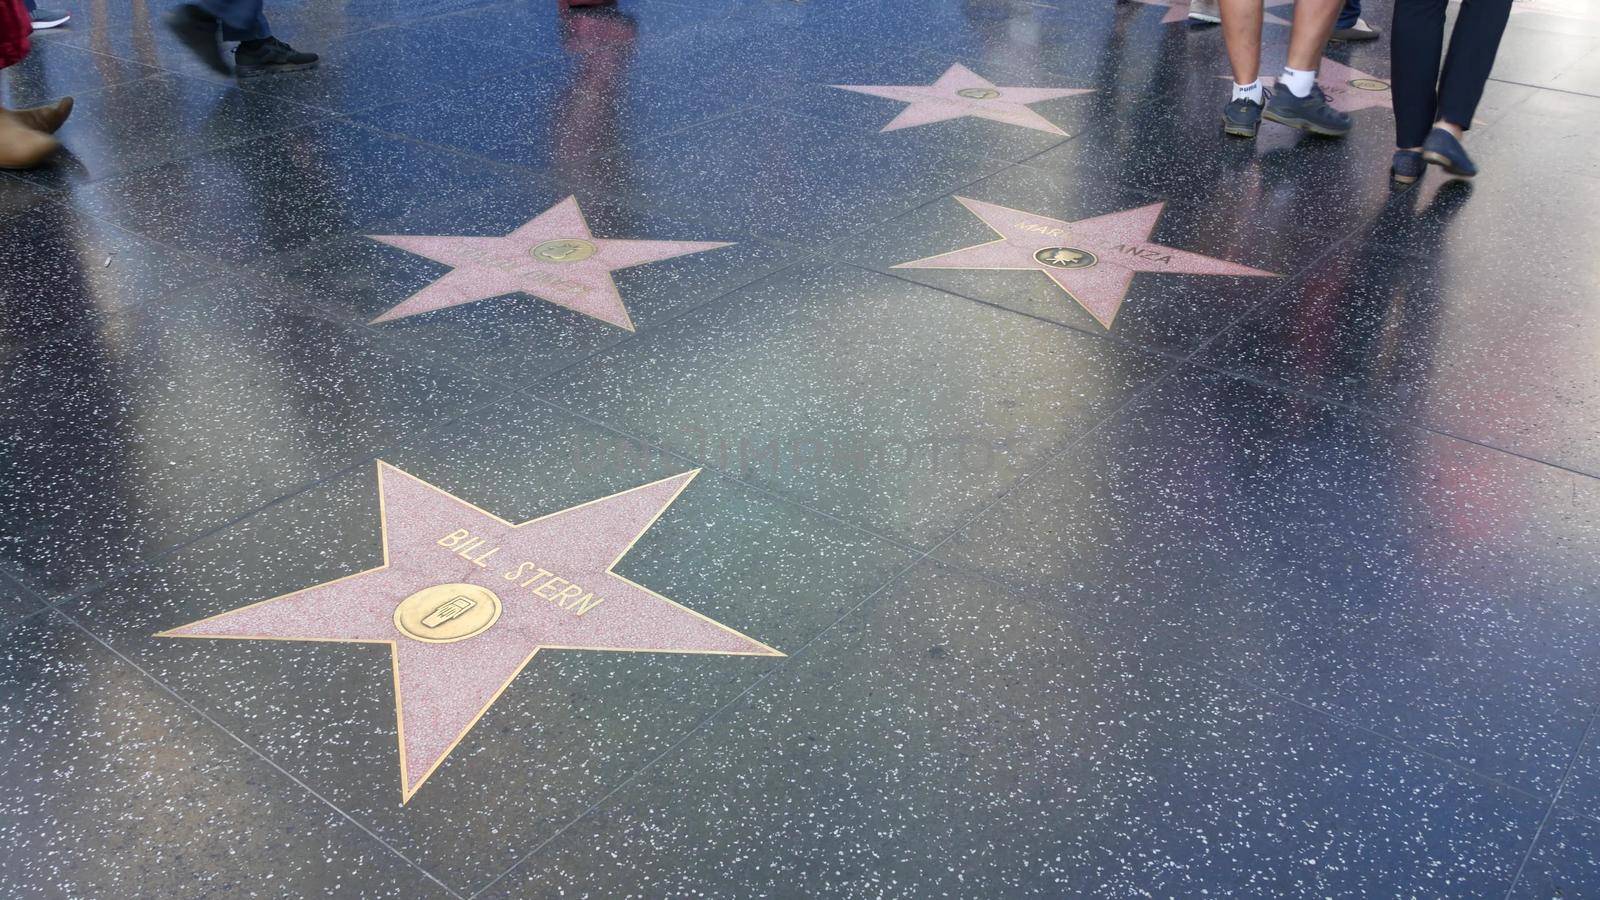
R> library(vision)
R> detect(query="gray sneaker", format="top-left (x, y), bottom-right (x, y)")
top-left (1222, 91), bottom-right (1266, 138)
top-left (1263, 84), bottom-right (1352, 137)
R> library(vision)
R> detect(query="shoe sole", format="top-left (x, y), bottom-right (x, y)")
top-left (1188, 13), bottom-right (1221, 23)
top-left (1328, 31), bottom-right (1379, 41)
top-left (1421, 149), bottom-right (1475, 177)
top-left (1221, 116), bottom-right (1258, 138)
top-left (1262, 109), bottom-right (1350, 137)
top-left (31, 15), bottom-right (70, 29)
top-left (236, 61), bottom-right (320, 78)
top-left (1390, 171), bottom-right (1419, 185)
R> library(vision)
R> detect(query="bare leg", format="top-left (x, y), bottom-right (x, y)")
top-left (1220, 0), bottom-right (1263, 83)
top-left (1285, 0), bottom-right (1343, 70)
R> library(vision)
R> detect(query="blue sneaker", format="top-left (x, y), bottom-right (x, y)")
top-left (1422, 128), bottom-right (1477, 177)
top-left (1391, 149), bottom-right (1424, 185)
top-left (1263, 84), bottom-right (1352, 137)
top-left (1222, 90), bottom-right (1266, 138)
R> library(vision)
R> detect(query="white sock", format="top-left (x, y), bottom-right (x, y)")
top-left (1280, 67), bottom-right (1316, 98)
top-left (1231, 79), bottom-right (1263, 104)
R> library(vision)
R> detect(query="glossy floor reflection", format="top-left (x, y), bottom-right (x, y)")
top-left (3, 0), bottom-right (1599, 896)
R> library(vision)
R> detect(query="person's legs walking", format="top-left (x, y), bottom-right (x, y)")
top-left (1390, 0), bottom-right (1446, 149)
top-left (1435, 0), bottom-right (1513, 130)
top-left (1260, 0), bottom-right (1353, 136)
top-left (1219, 0), bottom-right (1267, 136)
top-left (168, 0), bottom-right (316, 77)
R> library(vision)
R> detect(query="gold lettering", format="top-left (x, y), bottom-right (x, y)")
top-left (519, 567), bottom-right (554, 588)
top-left (437, 529), bottom-right (472, 549)
top-left (504, 561), bottom-right (539, 582)
top-left (533, 577), bottom-right (568, 599)
top-left (571, 594), bottom-right (606, 616)
top-left (552, 583), bottom-right (585, 608)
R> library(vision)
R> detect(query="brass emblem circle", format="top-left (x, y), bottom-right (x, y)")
top-left (1349, 78), bottom-right (1389, 92)
top-left (394, 584), bottom-right (503, 644)
top-left (957, 87), bottom-right (1001, 100)
top-left (1034, 247), bottom-right (1098, 269)
top-left (530, 239), bottom-right (597, 263)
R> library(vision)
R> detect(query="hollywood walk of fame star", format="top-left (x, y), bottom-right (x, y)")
top-left (831, 63), bottom-right (1093, 137)
top-left (366, 197), bottom-right (731, 329)
top-left (895, 197), bottom-right (1276, 328)
top-left (1224, 59), bottom-right (1396, 114)
top-left (1132, 0), bottom-right (1292, 25)
top-left (158, 463), bottom-right (782, 803)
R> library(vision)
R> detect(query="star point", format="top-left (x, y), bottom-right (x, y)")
top-left (366, 197), bottom-right (731, 329)
top-left (159, 462), bottom-right (780, 803)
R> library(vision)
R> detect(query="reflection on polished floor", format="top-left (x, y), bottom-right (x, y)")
top-left (3, 0), bottom-right (1600, 896)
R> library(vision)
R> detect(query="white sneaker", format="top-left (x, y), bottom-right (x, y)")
top-left (1187, 0), bottom-right (1222, 24)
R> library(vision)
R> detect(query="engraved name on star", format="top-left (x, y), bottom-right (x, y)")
top-left (366, 196), bottom-right (731, 329)
top-left (1132, 0), bottom-right (1292, 25)
top-left (895, 197), bottom-right (1276, 328)
top-left (831, 63), bottom-right (1093, 137)
top-left (157, 463), bottom-right (781, 803)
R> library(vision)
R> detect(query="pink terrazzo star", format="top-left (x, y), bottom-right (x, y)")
top-left (1132, 0), bottom-right (1292, 25)
top-left (831, 63), bottom-right (1093, 137)
top-left (896, 197), bottom-right (1276, 328)
top-left (158, 463), bottom-right (781, 803)
top-left (366, 197), bottom-right (731, 329)
top-left (1229, 59), bottom-right (1396, 114)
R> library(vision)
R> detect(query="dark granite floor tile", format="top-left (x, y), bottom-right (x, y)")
top-left (1201, 213), bottom-right (1600, 475)
top-left (411, 0), bottom-right (717, 55)
top-left (257, 187), bottom-right (798, 386)
top-left (62, 396), bottom-right (916, 894)
top-left (0, 40), bottom-right (163, 108)
top-left (0, 278), bottom-right (501, 598)
top-left (14, 73), bottom-right (327, 190)
top-left (480, 563), bottom-right (1541, 898)
top-left (832, 164), bottom-right (1304, 348)
top-left (0, 615), bottom-right (453, 899)
top-left (1557, 721), bottom-right (1600, 821)
top-left (227, 26), bottom-right (515, 116)
top-left (0, 198), bottom-right (218, 359)
top-left (356, 56), bottom-right (746, 174)
top-left (74, 119), bottom-right (527, 269)
top-left (1510, 806), bottom-right (1600, 899)
top-left (535, 261), bottom-right (1173, 547)
top-left (561, 107), bottom-right (1007, 248)
top-left (0, 572), bottom-right (49, 636)
top-left (938, 366), bottom-right (1600, 796)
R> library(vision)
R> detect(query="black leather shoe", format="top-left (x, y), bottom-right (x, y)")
top-left (235, 37), bottom-right (319, 77)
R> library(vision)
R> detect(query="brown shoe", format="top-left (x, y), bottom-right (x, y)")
top-left (4, 97), bottom-right (74, 134)
top-left (0, 113), bottom-right (60, 169)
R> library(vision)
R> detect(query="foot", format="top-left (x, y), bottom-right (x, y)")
top-left (1421, 127), bottom-right (1477, 177)
top-left (1329, 17), bottom-right (1380, 41)
top-left (0, 114), bottom-right (60, 169)
top-left (1263, 85), bottom-right (1352, 137)
top-left (1187, 0), bottom-right (1221, 23)
top-left (29, 6), bottom-right (70, 29)
top-left (1222, 91), bottom-right (1266, 138)
top-left (234, 37), bottom-right (319, 77)
top-left (1390, 149), bottom-right (1424, 185)
top-left (166, 3), bottom-right (230, 75)
top-left (2, 97), bottom-right (73, 134)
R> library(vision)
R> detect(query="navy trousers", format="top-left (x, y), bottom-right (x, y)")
top-left (1391, 0), bottom-right (1513, 147)
top-left (199, 0), bottom-right (271, 41)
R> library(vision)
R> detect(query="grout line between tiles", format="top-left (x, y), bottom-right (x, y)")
top-left (1505, 712), bottom-right (1596, 898)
